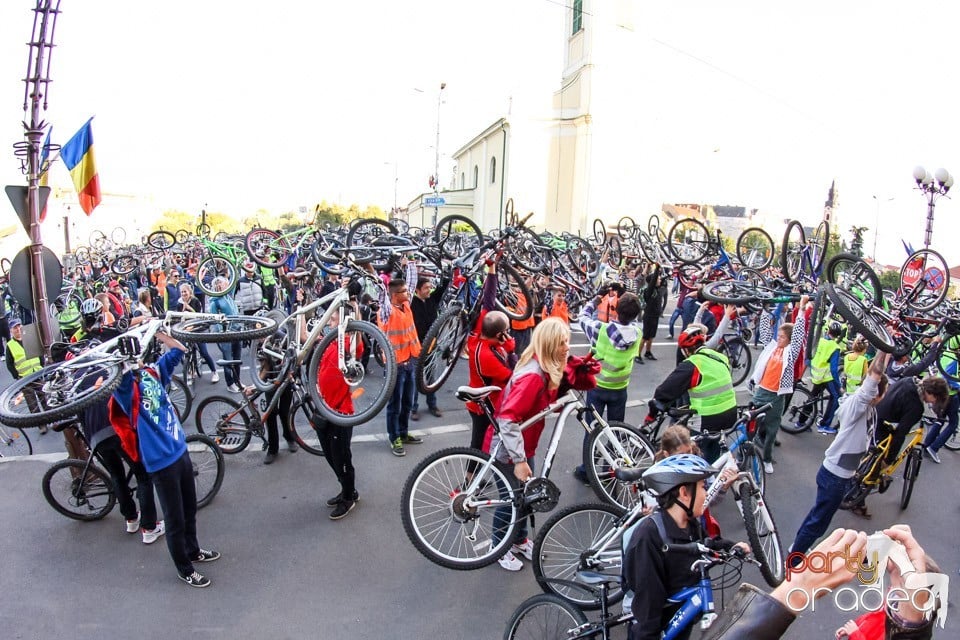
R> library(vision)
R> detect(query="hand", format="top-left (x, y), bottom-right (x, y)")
top-left (718, 467), bottom-right (738, 489)
top-left (882, 525), bottom-right (929, 623)
top-left (514, 461), bottom-right (532, 482)
top-left (800, 294), bottom-right (810, 307)
top-left (733, 541), bottom-right (752, 556)
top-left (725, 304), bottom-right (737, 319)
top-left (773, 528), bottom-right (867, 612)
top-left (835, 620), bottom-right (858, 639)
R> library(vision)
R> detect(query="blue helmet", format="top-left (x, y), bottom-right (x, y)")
top-left (642, 454), bottom-right (715, 496)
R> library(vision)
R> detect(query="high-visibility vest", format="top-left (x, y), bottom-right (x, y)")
top-left (380, 303), bottom-right (420, 363)
top-left (939, 335), bottom-right (960, 393)
top-left (594, 326), bottom-right (639, 390)
top-left (810, 338), bottom-right (841, 384)
top-left (597, 294), bottom-right (619, 323)
top-left (259, 266), bottom-right (277, 286)
top-left (843, 353), bottom-right (868, 394)
top-left (7, 338), bottom-right (41, 378)
top-left (510, 296), bottom-right (535, 331)
top-left (686, 349), bottom-right (736, 416)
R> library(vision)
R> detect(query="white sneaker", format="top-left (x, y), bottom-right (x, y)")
top-left (227, 383), bottom-right (242, 394)
top-left (498, 550), bottom-right (523, 571)
top-left (125, 513), bottom-right (140, 534)
top-left (142, 520), bottom-right (166, 544)
top-left (511, 538), bottom-right (534, 561)
top-left (210, 371), bottom-right (220, 383)
top-left (763, 462), bottom-right (774, 475)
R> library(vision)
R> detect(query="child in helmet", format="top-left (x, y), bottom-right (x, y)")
top-left (807, 321), bottom-right (845, 434)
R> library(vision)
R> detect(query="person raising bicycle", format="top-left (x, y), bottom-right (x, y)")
top-left (622, 454), bottom-right (749, 640)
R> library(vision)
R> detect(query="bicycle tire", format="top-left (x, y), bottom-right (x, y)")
top-left (287, 396), bottom-right (324, 456)
top-left (194, 395), bottom-right (253, 454)
top-left (0, 360), bottom-right (123, 428)
top-left (740, 486), bottom-right (784, 586)
top-left (416, 305), bottom-right (470, 394)
top-left (811, 220), bottom-right (830, 274)
top-left (532, 502), bottom-right (625, 609)
top-left (735, 441), bottom-right (766, 496)
top-left (718, 337), bottom-right (752, 387)
top-left (826, 253), bottom-right (882, 306)
top-left (110, 254), bottom-right (138, 276)
top-left (401, 446), bottom-right (518, 570)
top-left (511, 227), bottom-right (550, 273)
top-left (806, 286), bottom-right (827, 357)
top-left (196, 223), bottom-right (211, 238)
top-left (944, 429), bottom-right (960, 452)
top-left (668, 218), bottom-right (711, 264)
top-left (647, 214), bottom-right (660, 235)
top-left (345, 218), bottom-right (398, 248)
top-left (592, 219), bottom-right (606, 244)
top-left (171, 315), bottom-right (278, 344)
top-left (435, 214), bottom-right (484, 259)
top-left (503, 593), bottom-right (589, 640)
top-left (735, 227), bottom-right (774, 270)
top-left (0, 425), bottom-right (32, 456)
top-left (606, 235), bottom-right (622, 267)
top-left (899, 448), bottom-right (921, 509)
top-left (166, 375), bottom-right (193, 427)
top-left (616, 216), bottom-right (636, 240)
top-left (248, 310), bottom-right (290, 393)
top-left (42, 459), bottom-right (116, 521)
top-left (565, 236), bottom-right (600, 279)
top-left (175, 229), bottom-right (190, 244)
top-left (899, 249), bottom-right (950, 312)
top-left (74, 247), bottom-right (91, 265)
top-left (306, 320), bottom-right (397, 428)
top-left (781, 386), bottom-right (819, 434)
top-left (195, 255), bottom-right (238, 297)
top-left (840, 451), bottom-right (881, 508)
top-left (495, 262), bottom-right (534, 321)
top-left (701, 280), bottom-right (772, 306)
top-left (148, 230), bottom-right (177, 250)
top-left (637, 230), bottom-right (663, 264)
top-left (186, 433), bottom-right (225, 509)
top-left (245, 228), bottom-right (290, 268)
top-left (585, 421), bottom-right (656, 512)
top-left (824, 284), bottom-right (906, 355)
top-left (780, 221), bottom-right (806, 283)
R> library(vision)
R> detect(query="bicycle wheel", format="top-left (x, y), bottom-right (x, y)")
top-left (740, 486), bottom-right (784, 586)
top-left (734, 441), bottom-right (766, 496)
top-left (185, 433), bottom-right (224, 509)
top-left (110, 254), bottom-right (138, 276)
top-left (148, 230), bottom-right (176, 250)
top-left (166, 375), bottom-right (193, 427)
top-left (825, 284), bottom-right (907, 355)
top-left (585, 422), bottom-right (657, 511)
top-left (592, 219), bottom-right (606, 244)
top-left (195, 256), bottom-right (238, 297)
top-left (810, 220), bottom-right (830, 274)
top-left (345, 218), bottom-right (398, 248)
top-left (0, 425), bottom-right (32, 457)
top-left (532, 502), bottom-right (624, 609)
top-left (900, 249), bottom-right (950, 312)
top-left (637, 230), bottom-right (663, 264)
top-left (0, 360), bottom-right (123, 428)
top-left (194, 395), bottom-right (252, 453)
top-left (826, 253), bottom-right (882, 306)
top-left (175, 229), bottom-right (190, 244)
top-left (503, 593), bottom-right (589, 640)
top-left (248, 310), bottom-right (290, 392)
top-left (701, 280), bottom-right (772, 306)
top-left (495, 262), bottom-right (534, 322)
top-left (606, 235), bottom-right (622, 267)
top-left (616, 216), bottom-right (636, 240)
top-left (840, 452), bottom-right (881, 508)
top-left (74, 247), bottom-right (91, 265)
top-left (736, 228), bottom-right (774, 270)
top-left (899, 448), bottom-right (922, 509)
top-left (287, 396), bottom-right (325, 456)
top-left (511, 227), bottom-right (550, 273)
top-left (668, 218), bottom-right (711, 264)
top-left (781, 386), bottom-right (819, 434)
top-left (805, 286), bottom-right (827, 356)
top-left (780, 220), bottom-right (806, 283)
top-left (435, 214), bottom-right (484, 259)
top-left (718, 337), bottom-right (752, 387)
top-left (41, 459), bottom-right (116, 521)
top-left (416, 306), bottom-right (470, 394)
top-left (306, 320), bottom-right (397, 427)
top-left (944, 429), bottom-right (960, 452)
top-left (245, 228), bottom-right (290, 268)
top-left (171, 315), bottom-right (278, 344)
top-left (565, 236), bottom-right (600, 279)
top-left (401, 446), bottom-right (518, 570)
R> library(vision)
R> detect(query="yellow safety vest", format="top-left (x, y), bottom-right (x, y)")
top-left (810, 338), bottom-right (841, 384)
top-left (8, 338), bottom-right (41, 378)
top-left (686, 349), bottom-right (736, 416)
top-left (843, 353), bottom-right (867, 394)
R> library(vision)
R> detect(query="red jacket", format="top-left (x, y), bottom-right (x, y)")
top-left (485, 358), bottom-right (557, 461)
top-left (316, 336), bottom-right (362, 414)
top-left (466, 309), bottom-right (515, 414)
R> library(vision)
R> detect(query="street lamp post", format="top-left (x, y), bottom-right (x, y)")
top-left (871, 195), bottom-right (894, 262)
top-left (384, 161), bottom-right (398, 213)
top-left (433, 82), bottom-right (446, 227)
top-left (912, 166), bottom-right (954, 249)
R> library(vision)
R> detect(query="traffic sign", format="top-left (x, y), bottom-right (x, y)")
top-left (9, 245), bottom-right (62, 311)
top-left (424, 196), bottom-right (445, 207)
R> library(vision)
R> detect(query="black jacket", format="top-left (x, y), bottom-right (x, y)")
top-left (410, 277), bottom-right (450, 341)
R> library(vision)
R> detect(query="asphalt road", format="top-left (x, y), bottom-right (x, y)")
top-left (1, 311), bottom-right (957, 640)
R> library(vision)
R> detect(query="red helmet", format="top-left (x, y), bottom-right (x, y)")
top-left (677, 326), bottom-right (706, 350)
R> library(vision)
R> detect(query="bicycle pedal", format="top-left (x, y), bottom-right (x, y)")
top-left (877, 476), bottom-right (892, 494)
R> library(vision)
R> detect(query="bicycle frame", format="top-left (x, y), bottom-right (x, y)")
top-left (664, 576), bottom-right (718, 638)
top-left (861, 423), bottom-right (925, 485)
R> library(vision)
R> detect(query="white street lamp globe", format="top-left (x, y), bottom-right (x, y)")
top-left (935, 168), bottom-right (950, 185)
top-left (923, 170), bottom-right (934, 186)
top-left (913, 166), bottom-right (927, 182)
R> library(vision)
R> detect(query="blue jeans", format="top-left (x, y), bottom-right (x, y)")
top-left (386, 360), bottom-right (416, 442)
top-left (412, 391), bottom-right (437, 413)
top-left (576, 387), bottom-right (627, 475)
top-left (791, 465), bottom-right (853, 556)
top-left (812, 380), bottom-right (841, 429)
top-left (216, 341), bottom-right (242, 387)
top-left (492, 457), bottom-right (534, 548)
top-left (924, 392), bottom-right (959, 452)
top-left (668, 307), bottom-right (682, 336)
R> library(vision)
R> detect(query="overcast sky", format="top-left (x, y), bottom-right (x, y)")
top-left (2, 1), bottom-right (960, 266)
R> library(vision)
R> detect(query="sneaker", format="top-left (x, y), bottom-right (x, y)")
top-left (512, 539), bottom-right (534, 561)
top-left (572, 467), bottom-right (591, 486)
top-left (667, 334), bottom-right (675, 340)
top-left (645, 352), bottom-right (657, 360)
top-left (227, 383), bottom-right (242, 393)
top-left (498, 550), bottom-right (523, 571)
top-left (326, 491), bottom-right (360, 507)
top-left (286, 439), bottom-right (299, 453)
top-left (635, 356), bottom-right (645, 365)
top-left (194, 549), bottom-right (221, 563)
top-left (38, 425), bottom-right (48, 435)
top-left (142, 521), bottom-right (166, 544)
top-left (411, 411), bottom-right (420, 421)
top-left (391, 438), bottom-right (406, 457)
top-left (924, 447), bottom-right (941, 464)
top-left (429, 408), bottom-right (442, 418)
top-left (402, 433), bottom-right (423, 445)
top-left (179, 571), bottom-right (211, 588)
top-left (126, 513), bottom-right (140, 534)
top-left (817, 426), bottom-right (838, 435)
top-left (763, 462), bottom-right (774, 475)
top-left (263, 452), bottom-right (277, 465)
top-left (210, 371), bottom-right (220, 383)
top-left (329, 500), bottom-right (356, 520)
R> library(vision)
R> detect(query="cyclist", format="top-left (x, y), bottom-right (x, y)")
top-left (807, 321), bottom-right (845, 434)
top-left (177, 284), bottom-right (219, 383)
top-left (622, 454), bottom-right (748, 640)
top-left (924, 335), bottom-right (960, 463)
top-left (841, 336), bottom-right (869, 395)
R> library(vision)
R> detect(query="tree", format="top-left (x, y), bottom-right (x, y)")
top-left (878, 269), bottom-right (900, 292)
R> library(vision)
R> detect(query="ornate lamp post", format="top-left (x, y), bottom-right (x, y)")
top-left (912, 166), bottom-right (953, 249)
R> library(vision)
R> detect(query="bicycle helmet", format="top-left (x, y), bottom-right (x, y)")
top-left (642, 454), bottom-right (715, 497)
top-left (80, 298), bottom-right (103, 325)
top-left (828, 321), bottom-right (843, 338)
top-left (677, 325), bottom-right (707, 350)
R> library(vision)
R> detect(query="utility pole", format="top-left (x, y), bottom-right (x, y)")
top-left (433, 82), bottom-right (446, 227)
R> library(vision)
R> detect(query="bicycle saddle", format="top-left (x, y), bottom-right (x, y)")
top-left (613, 467), bottom-right (645, 483)
top-left (455, 385), bottom-right (501, 402)
top-left (576, 570), bottom-right (622, 586)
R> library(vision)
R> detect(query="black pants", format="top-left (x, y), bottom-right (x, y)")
top-left (880, 420), bottom-right (914, 466)
top-left (468, 412), bottom-right (492, 475)
top-left (97, 435), bottom-right (157, 530)
top-left (265, 386), bottom-right (294, 455)
top-left (152, 452), bottom-right (200, 577)
top-left (316, 419), bottom-right (356, 499)
top-left (263, 284), bottom-right (276, 310)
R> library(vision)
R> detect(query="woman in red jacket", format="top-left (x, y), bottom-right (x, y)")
top-left (485, 316), bottom-right (570, 571)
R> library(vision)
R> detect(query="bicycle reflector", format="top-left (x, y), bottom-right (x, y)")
top-left (745, 418), bottom-right (758, 438)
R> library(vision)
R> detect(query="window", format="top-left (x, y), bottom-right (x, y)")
top-left (460, 172), bottom-right (465, 189)
top-left (572, 0), bottom-right (583, 34)
top-left (473, 166), bottom-right (478, 188)
top-left (490, 157), bottom-right (496, 184)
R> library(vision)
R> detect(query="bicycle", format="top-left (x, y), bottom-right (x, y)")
top-left (840, 415), bottom-right (934, 511)
top-left (0, 424), bottom-right (32, 457)
top-left (400, 384), bottom-right (656, 570)
top-left (781, 378), bottom-right (827, 434)
top-left (41, 420), bottom-right (223, 520)
top-left (781, 219), bottom-right (829, 285)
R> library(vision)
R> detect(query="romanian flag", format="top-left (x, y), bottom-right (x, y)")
top-left (60, 118), bottom-right (102, 215)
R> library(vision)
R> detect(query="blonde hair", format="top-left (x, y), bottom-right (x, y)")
top-left (517, 317), bottom-right (570, 388)
top-left (654, 425), bottom-right (702, 461)
top-left (851, 337), bottom-right (868, 353)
